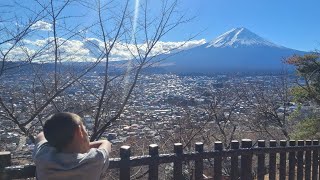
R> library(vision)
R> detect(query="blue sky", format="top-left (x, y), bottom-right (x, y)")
top-left (1, 0), bottom-right (319, 62)
top-left (157, 0), bottom-right (320, 51)
top-left (15, 0), bottom-right (320, 52)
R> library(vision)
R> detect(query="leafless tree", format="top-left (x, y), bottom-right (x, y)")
top-left (76, 0), bottom-right (193, 141)
top-left (0, 0), bottom-right (193, 149)
top-left (203, 86), bottom-right (244, 149)
top-left (240, 71), bottom-right (294, 140)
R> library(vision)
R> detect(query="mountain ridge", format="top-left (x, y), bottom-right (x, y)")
top-left (156, 27), bottom-right (307, 73)
top-left (207, 27), bottom-right (283, 48)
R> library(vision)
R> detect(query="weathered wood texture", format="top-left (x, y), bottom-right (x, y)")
top-left (257, 140), bottom-right (265, 180)
top-left (194, 142), bottom-right (204, 180)
top-left (1, 140), bottom-right (320, 180)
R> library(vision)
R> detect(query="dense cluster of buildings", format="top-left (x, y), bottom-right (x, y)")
top-left (0, 73), bottom-right (307, 156)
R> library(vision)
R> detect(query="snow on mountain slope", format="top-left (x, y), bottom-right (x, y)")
top-left (207, 27), bottom-right (283, 48)
top-left (156, 27), bottom-right (307, 73)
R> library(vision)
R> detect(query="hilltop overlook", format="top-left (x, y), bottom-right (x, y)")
top-left (1, 0), bottom-right (320, 179)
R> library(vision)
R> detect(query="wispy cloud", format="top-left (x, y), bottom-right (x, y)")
top-left (31, 20), bottom-right (52, 31)
top-left (84, 38), bottom-right (206, 61)
top-left (10, 38), bottom-right (206, 62)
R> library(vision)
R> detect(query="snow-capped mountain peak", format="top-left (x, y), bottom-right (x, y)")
top-left (207, 27), bottom-right (282, 48)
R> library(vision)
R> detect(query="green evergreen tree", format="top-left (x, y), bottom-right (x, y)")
top-left (287, 53), bottom-right (320, 139)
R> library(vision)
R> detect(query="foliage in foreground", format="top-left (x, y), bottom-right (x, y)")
top-left (287, 53), bottom-right (320, 139)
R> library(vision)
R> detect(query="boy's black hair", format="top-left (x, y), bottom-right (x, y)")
top-left (43, 112), bottom-right (81, 151)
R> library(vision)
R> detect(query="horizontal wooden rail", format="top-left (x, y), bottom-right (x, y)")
top-left (1, 140), bottom-right (320, 179)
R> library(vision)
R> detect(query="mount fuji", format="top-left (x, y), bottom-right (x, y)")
top-left (207, 27), bottom-right (282, 48)
top-left (159, 27), bottom-right (306, 73)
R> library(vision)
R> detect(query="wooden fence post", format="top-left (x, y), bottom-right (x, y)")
top-left (149, 144), bottom-right (159, 180)
top-left (312, 140), bottom-right (319, 180)
top-left (279, 140), bottom-right (287, 180)
top-left (297, 140), bottom-right (305, 180)
top-left (2, 141), bottom-right (320, 180)
top-left (231, 140), bottom-right (239, 180)
top-left (0, 151), bottom-right (11, 180)
top-left (257, 140), bottom-right (265, 180)
top-left (269, 140), bottom-right (277, 180)
top-left (120, 146), bottom-right (131, 180)
top-left (289, 140), bottom-right (296, 180)
top-left (214, 141), bottom-right (223, 180)
top-left (305, 140), bottom-right (312, 180)
top-left (241, 139), bottom-right (252, 180)
top-left (173, 143), bottom-right (183, 180)
top-left (195, 142), bottom-right (204, 180)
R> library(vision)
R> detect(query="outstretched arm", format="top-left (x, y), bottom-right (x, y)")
top-left (90, 140), bottom-right (112, 153)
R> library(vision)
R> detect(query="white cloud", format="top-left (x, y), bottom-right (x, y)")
top-left (31, 20), bottom-right (52, 31)
top-left (5, 46), bottom-right (36, 61)
top-left (106, 39), bottom-right (207, 61)
top-left (10, 38), bottom-right (207, 62)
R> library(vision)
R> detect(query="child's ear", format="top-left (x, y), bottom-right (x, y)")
top-left (79, 124), bottom-right (88, 137)
top-left (76, 125), bottom-right (84, 137)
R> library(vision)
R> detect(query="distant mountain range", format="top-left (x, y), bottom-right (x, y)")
top-left (3, 28), bottom-right (308, 76)
top-left (156, 27), bottom-right (307, 73)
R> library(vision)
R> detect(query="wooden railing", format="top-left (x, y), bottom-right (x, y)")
top-left (1, 139), bottom-right (320, 180)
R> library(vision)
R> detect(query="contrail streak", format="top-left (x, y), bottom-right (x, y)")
top-left (123, 0), bottom-right (140, 100)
